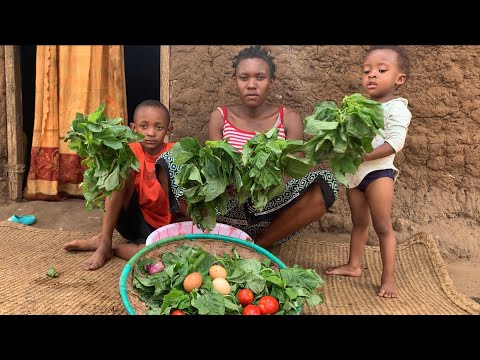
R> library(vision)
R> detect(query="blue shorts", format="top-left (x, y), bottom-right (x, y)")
top-left (116, 190), bottom-right (155, 244)
top-left (356, 169), bottom-right (395, 192)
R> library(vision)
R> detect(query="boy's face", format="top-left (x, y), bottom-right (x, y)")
top-left (361, 49), bottom-right (406, 103)
top-left (130, 106), bottom-right (170, 155)
top-left (235, 58), bottom-right (272, 108)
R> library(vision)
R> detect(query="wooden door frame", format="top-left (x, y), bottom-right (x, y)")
top-left (4, 45), bottom-right (24, 201)
top-left (160, 45), bottom-right (170, 109)
top-left (160, 45), bottom-right (170, 142)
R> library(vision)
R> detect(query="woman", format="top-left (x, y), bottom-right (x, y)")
top-left (157, 46), bottom-right (339, 249)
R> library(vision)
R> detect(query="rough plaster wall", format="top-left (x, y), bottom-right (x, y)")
top-left (169, 45), bottom-right (480, 257)
top-left (0, 46), bottom-right (8, 204)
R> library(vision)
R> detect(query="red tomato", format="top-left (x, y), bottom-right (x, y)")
top-left (170, 309), bottom-right (187, 315)
top-left (258, 296), bottom-right (279, 315)
top-left (237, 288), bottom-right (254, 307)
top-left (242, 304), bottom-right (262, 315)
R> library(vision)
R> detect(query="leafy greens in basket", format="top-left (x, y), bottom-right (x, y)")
top-left (132, 244), bottom-right (324, 315)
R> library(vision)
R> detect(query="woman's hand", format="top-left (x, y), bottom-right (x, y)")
top-left (226, 184), bottom-right (237, 197)
top-left (282, 174), bottom-right (293, 184)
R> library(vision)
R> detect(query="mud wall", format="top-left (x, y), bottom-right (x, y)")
top-left (169, 45), bottom-right (480, 255)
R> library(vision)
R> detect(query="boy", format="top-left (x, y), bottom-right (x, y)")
top-left (64, 100), bottom-right (174, 270)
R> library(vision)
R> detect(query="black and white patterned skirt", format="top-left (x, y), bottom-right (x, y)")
top-left (156, 150), bottom-right (339, 246)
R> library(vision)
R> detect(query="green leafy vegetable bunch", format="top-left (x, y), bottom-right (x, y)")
top-left (303, 93), bottom-right (384, 184)
top-left (64, 102), bottom-right (144, 210)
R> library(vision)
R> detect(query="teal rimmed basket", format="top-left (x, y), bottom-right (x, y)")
top-left (119, 233), bottom-right (292, 315)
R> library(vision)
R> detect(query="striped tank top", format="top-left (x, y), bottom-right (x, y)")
top-left (218, 105), bottom-right (286, 152)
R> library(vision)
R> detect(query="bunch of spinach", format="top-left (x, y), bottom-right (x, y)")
top-left (237, 126), bottom-right (311, 212)
top-left (303, 93), bottom-right (384, 184)
top-left (172, 138), bottom-right (243, 232)
top-left (64, 102), bottom-right (144, 210)
top-left (132, 244), bottom-right (324, 315)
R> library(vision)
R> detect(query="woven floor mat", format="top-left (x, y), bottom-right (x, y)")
top-left (270, 232), bottom-right (480, 315)
top-left (0, 221), bottom-right (478, 314)
top-left (0, 221), bottom-right (126, 314)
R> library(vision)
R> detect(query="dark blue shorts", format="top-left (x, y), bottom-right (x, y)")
top-left (356, 169), bottom-right (395, 192)
top-left (116, 190), bottom-right (156, 244)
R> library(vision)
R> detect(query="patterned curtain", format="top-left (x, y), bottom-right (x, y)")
top-left (24, 46), bottom-right (127, 200)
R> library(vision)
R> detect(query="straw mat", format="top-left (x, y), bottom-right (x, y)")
top-left (0, 221), bottom-right (125, 314)
top-left (0, 221), bottom-right (478, 315)
top-left (270, 232), bottom-right (480, 315)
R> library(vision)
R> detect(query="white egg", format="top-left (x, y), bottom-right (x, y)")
top-left (212, 277), bottom-right (230, 295)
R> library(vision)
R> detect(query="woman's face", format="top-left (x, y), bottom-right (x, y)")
top-left (234, 58), bottom-right (272, 107)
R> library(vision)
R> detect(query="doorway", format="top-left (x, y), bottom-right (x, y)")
top-left (124, 45), bottom-right (160, 124)
top-left (19, 45), bottom-right (161, 188)
top-left (20, 45), bottom-right (36, 189)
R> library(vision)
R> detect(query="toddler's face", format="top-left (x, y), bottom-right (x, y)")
top-left (361, 49), bottom-right (406, 103)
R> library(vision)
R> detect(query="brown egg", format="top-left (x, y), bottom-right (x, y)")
top-left (209, 265), bottom-right (227, 279)
top-left (183, 272), bottom-right (203, 292)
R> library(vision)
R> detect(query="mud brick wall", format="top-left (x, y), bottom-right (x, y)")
top-left (168, 45), bottom-right (480, 242)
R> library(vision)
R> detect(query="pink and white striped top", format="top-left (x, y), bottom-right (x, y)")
top-left (218, 105), bottom-right (286, 152)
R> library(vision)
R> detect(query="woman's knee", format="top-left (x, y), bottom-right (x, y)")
top-left (308, 185), bottom-right (326, 214)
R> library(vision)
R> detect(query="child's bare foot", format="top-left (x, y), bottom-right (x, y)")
top-left (64, 234), bottom-right (113, 270)
top-left (378, 277), bottom-right (397, 298)
top-left (83, 246), bottom-right (113, 270)
top-left (64, 233), bottom-right (102, 251)
top-left (324, 264), bottom-right (362, 277)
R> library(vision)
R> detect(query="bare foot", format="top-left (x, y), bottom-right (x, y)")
top-left (378, 276), bottom-right (397, 298)
top-left (64, 233), bottom-right (102, 251)
top-left (83, 246), bottom-right (113, 270)
top-left (64, 233), bottom-right (113, 270)
top-left (324, 264), bottom-right (362, 277)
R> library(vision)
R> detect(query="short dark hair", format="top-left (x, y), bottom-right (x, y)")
top-left (366, 45), bottom-right (411, 78)
top-left (232, 45), bottom-right (276, 79)
top-left (133, 100), bottom-right (170, 122)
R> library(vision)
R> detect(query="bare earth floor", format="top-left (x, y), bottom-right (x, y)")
top-left (0, 198), bottom-right (479, 300)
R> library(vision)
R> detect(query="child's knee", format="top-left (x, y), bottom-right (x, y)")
top-left (352, 217), bottom-right (370, 229)
top-left (351, 212), bottom-right (370, 228)
top-left (372, 220), bottom-right (393, 237)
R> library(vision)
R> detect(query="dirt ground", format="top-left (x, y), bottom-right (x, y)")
top-left (0, 198), bottom-right (478, 300)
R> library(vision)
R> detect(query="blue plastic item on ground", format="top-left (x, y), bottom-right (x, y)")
top-left (7, 215), bottom-right (36, 225)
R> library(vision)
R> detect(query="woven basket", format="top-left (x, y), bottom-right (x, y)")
top-left (119, 233), bottom-right (288, 315)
